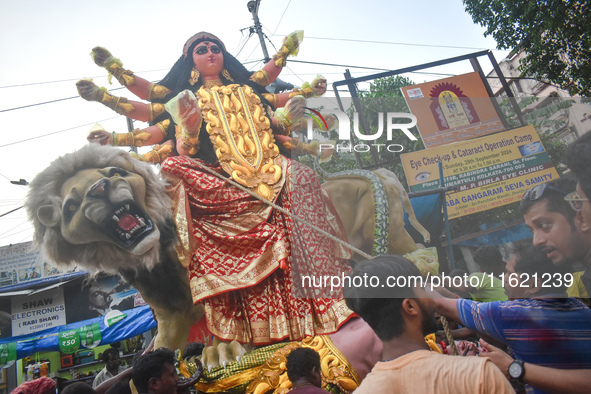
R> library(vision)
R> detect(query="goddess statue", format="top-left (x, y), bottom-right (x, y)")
top-left (76, 31), bottom-right (354, 346)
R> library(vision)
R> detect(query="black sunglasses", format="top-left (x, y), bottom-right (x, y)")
top-left (521, 183), bottom-right (568, 203)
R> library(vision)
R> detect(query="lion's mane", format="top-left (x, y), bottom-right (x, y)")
top-left (25, 144), bottom-right (175, 274)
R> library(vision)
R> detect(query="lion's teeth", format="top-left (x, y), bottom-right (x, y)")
top-left (125, 204), bottom-right (130, 211)
top-left (125, 233), bottom-right (131, 239)
top-left (139, 218), bottom-right (146, 227)
top-left (112, 215), bottom-right (119, 222)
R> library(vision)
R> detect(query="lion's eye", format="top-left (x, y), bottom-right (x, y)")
top-left (107, 167), bottom-right (128, 177)
top-left (63, 199), bottom-right (79, 223)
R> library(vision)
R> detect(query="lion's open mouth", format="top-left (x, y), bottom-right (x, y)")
top-left (104, 201), bottom-right (154, 247)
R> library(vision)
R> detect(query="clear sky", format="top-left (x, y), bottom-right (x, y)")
top-left (0, 0), bottom-right (509, 246)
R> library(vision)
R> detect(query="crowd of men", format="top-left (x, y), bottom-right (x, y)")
top-left (344, 132), bottom-right (591, 393)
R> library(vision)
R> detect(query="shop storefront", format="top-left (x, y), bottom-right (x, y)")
top-left (0, 242), bottom-right (157, 392)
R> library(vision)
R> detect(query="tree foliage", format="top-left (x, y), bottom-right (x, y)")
top-left (463, 0), bottom-right (591, 95)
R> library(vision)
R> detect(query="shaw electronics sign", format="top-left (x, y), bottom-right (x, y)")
top-left (11, 287), bottom-right (66, 336)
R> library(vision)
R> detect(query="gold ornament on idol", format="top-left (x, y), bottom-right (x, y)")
top-left (197, 84), bottom-right (284, 200)
top-left (189, 69), bottom-right (200, 86)
top-left (221, 69), bottom-right (234, 82)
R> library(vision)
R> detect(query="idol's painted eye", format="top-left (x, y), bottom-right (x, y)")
top-left (195, 45), bottom-right (221, 55)
top-left (415, 171), bottom-right (431, 182)
top-left (195, 46), bottom-right (208, 55)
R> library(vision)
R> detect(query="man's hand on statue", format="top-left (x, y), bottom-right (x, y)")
top-left (478, 338), bottom-right (512, 379)
top-left (90, 47), bottom-right (114, 68)
top-left (87, 130), bottom-right (112, 145)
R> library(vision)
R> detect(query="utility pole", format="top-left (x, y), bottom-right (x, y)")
top-left (247, 0), bottom-right (271, 63)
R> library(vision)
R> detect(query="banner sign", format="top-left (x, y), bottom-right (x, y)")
top-left (0, 342), bottom-right (16, 368)
top-left (400, 71), bottom-right (504, 148)
top-left (79, 323), bottom-right (101, 348)
top-left (0, 242), bottom-right (85, 291)
top-left (58, 329), bottom-right (80, 354)
top-left (401, 125), bottom-right (559, 219)
top-left (11, 287), bottom-right (67, 336)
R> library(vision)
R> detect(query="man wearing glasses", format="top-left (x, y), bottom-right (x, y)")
top-left (519, 178), bottom-right (590, 302)
top-left (565, 131), bottom-right (591, 297)
top-left (519, 178), bottom-right (589, 268)
top-left (477, 137), bottom-right (591, 394)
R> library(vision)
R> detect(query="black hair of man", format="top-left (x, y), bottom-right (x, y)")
top-left (343, 254), bottom-right (421, 341)
top-left (105, 378), bottom-right (132, 394)
top-left (102, 347), bottom-right (120, 363)
top-left (61, 382), bottom-right (97, 394)
top-left (566, 131), bottom-right (591, 200)
top-left (183, 342), bottom-right (204, 360)
top-left (286, 347), bottom-right (321, 383)
top-left (512, 242), bottom-right (569, 295)
top-left (132, 348), bottom-right (176, 393)
top-left (473, 245), bottom-right (505, 272)
top-left (519, 177), bottom-right (577, 225)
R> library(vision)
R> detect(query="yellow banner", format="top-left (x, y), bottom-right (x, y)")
top-left (401, 125), bottom-right (559, 219)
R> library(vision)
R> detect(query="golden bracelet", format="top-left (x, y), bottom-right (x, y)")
top-left (147, 83), bottom-right (172, 101)
top-left (148, 103), bottom-right (166, 122)
top-left (250, 69), bottom-right (271, 87)
top-left (156, 119), bottom-right (171, 139)
top-left (272, 45), bottom-right (290, 68)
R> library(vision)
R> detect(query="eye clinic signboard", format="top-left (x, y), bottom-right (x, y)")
top-left (400, 72), bottom-right (505, 148)
top-left (401, 125), bottom-right (559, 219)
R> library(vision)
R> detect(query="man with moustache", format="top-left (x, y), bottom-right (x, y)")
top-left (519, 177), bottom-right (590, 301)
top-left (473, 142), bottom-right (591, 394)
top-left (343, 255), bottom-right (512, 394)
top-left (565, 130), bottom-right (591, 295)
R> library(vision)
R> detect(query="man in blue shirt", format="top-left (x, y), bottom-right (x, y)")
top-left (432, 243), bottom-right (591, 394)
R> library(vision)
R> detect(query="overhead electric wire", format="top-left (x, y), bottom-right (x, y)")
top-left (0, 116), bottom-right (120, 149)
top-left (0, 86), bottom-right (125, 113)
top-left (287, 59), bottom-right (456, 77)
top-left (0, 69), bottom-right (168, 90)
top-left (234, 28), bottom-right (255, 58)
top-left (0, 226), bottom-right (33, 242)
top-left (271, 34), bottom-right (488, 51)
top-left (272, 0), bottom-right (292, 35)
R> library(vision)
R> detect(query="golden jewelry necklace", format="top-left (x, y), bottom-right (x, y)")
top-left (202, 78), bottom-right (223, 89)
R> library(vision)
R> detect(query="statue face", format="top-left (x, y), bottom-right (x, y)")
top-left (56, 166), bottom-right (160, 254)
top-left (192, 41), bottom-right (224, 77)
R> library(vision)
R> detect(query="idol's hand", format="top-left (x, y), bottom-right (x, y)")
top-left (90, 47), bottom-right (114, 68)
